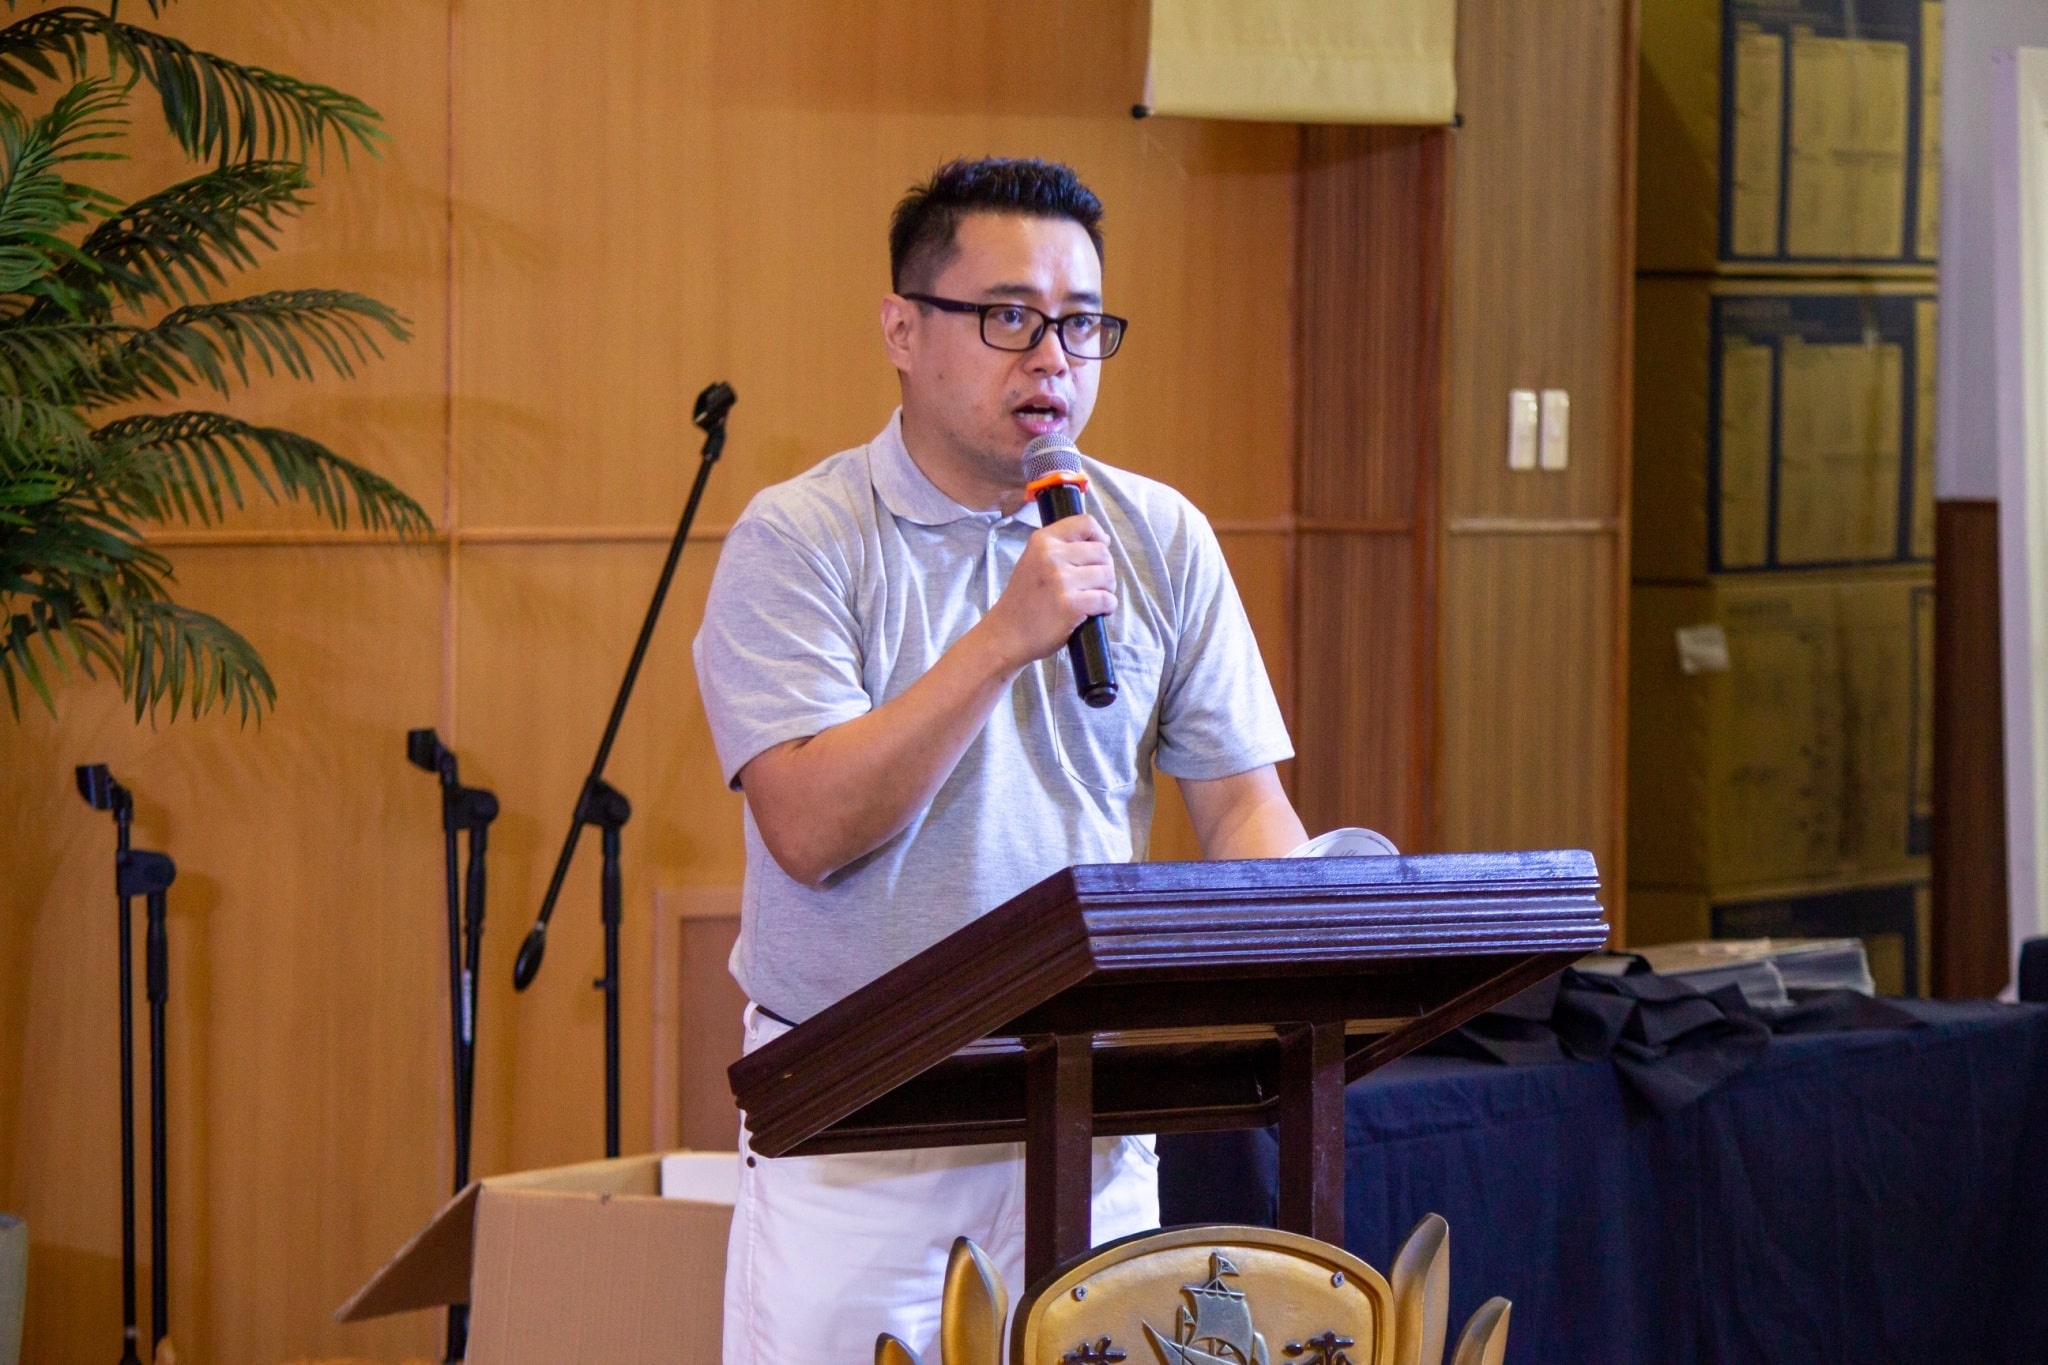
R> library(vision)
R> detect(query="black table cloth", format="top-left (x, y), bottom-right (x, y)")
top-left (1158, 1001), bottom-right (2048, 1364)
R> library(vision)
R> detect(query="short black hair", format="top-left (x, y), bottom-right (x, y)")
top-left (889, 157), bottom-right (1105, 293)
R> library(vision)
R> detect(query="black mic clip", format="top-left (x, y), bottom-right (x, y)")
top-left (76, 763), bottom-right (133, 817)
top-left (694, 382), bottom-right (737, 463)
top-left (408, 728), bottom-right (500, 834)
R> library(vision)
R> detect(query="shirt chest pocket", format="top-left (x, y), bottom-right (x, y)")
top-left (1043, 640), bottom-right (1165, 794)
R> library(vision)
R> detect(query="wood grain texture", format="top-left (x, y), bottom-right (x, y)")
top-left (1293, 127), bottom-right (1448, 854)
top-left (1, 0), bottom-right (1647, 1353)
top-left (0, 3), bottom-right (1301, 1360)
top-left (1294, 533), bottom-right (1422, 849)
top-left (1438, 535), bottom-right (1622, 901)
top-left (0, 546), bottom-right (451, 1365)
top-left (1932, 501), bottom-right (2010, 998)
top-left (1024, 1032), bottom-right (1095, 1283)
top-left (0, 2), bottom-right (452, 1361)
top-left (451, 539), bottom-right (741, 1178)
top-left (73, 0), bottom-right (456, 540)
top-left (1298, 127), bottom-right (1447, 525)
top-left (1444, 0), bottom-right (1633, 521)
top-left (1153, 530), bottom-right (1295, 862)
top-left (1276, 1019), bottom-right (1346, 1244)
top-left (731, 851), bottom-right (1609, 1157)
top-left (450, 1), bottom-right (1297, 532)
top-left (1433, 0), bottom-right (1635, 936)
top-left (649, 889), bottom-right (746, 1153)
top-left (1607, 0), bottom-right (1639, 938)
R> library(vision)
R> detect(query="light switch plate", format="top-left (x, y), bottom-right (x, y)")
top-left (1539, 388), bottom-right (1570, 470)
top-left (1508, 389), bottom-right (1539, 470)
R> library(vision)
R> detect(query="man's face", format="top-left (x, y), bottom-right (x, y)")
top-left (883, 211), bottom-right (1105, 500)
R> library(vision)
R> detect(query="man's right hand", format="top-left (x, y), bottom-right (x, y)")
top-left (739, 513), bottom-right (1117, 887)
top-left (982, 514), bottom-right (1117, 668)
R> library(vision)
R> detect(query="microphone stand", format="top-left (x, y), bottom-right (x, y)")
top-left (405, 730), bottom-right (498, 1365)
top-left (75, 765), bottom-right (174, 1365)
top-left (512, 381), bottom-right (736, 1159)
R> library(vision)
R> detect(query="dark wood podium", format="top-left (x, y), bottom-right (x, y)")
top-left (729, 850), bottom-right (1607, 1283)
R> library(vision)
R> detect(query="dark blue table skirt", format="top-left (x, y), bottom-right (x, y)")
top-left (1158, 1001), bottom-right (2048, 1365)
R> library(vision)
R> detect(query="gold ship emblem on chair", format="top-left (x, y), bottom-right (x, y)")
top-left (879, 1217), bottom-right (1512, 1365)
top-left (1143, 1253), bottom-right (1268, 1365)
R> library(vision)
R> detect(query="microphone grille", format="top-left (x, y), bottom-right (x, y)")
top-left (1021, 435), bottom-right (1083, 484)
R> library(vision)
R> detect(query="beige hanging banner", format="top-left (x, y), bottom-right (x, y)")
top-left (1142, 0), bottom-right (1457, 124)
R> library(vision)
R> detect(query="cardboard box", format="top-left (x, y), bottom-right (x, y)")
top-left (1629, 569), bottom-right (1934, 890)
top-left (336, 1151), bottom-right (736, 1365)
top-left (1638, 0), bottom-right (1943, 273)
top-left (1629, 876), bottom-right (1931, 997)
top-left (1634, 278), bottom-right (1936, 581)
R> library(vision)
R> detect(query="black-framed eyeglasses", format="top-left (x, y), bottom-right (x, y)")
top-left (901, 292), bottom-right (1128, 360)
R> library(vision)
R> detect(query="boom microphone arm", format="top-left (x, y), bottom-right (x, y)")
top-left (510, 381), bottom-right (735, 1158)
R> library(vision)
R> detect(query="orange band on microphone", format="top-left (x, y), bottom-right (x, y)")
top-left (1026, 470), bottom-right (1090, 497)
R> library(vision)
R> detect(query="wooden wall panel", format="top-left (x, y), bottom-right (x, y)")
top-left (1, 546), bottom-right (450, 1365)
top-left (2, 0), bottom-right (1645, 1355)
top-left (1432, 0), bottom-right (1635, 930)
top-left (3, 5), bottom-right (1298, 1361)
top-left (1149, 530), bottom-right (1293, 862)
top-left (1292, 127), bottom-right (1447, 853)
top-left (91, 0), bottom-right (455, 537)
top-left (0, 0), bottom-right (1659, 1339)
top-left (1438, 534), bottom-right (1622, 881)
top-left (1444, 0), bottom-right (1634, 523)
top-left (451, 3), bottom-right (1297, 532)
top-left (451, 540), bottom-right (739, 1178)
top-left (1298, 128), bottom-right (1446, 526)
top-left (1219, 531), bottom-right (1298, 737)
top-left (649, 889), bottom-right (746, 1153)
top-left (1294, 535), bottom-right (1423, 850)
top-left (1933, 501), bottom-right (2011, 996)
top-left (0, 1), bottom-right (455, 1361)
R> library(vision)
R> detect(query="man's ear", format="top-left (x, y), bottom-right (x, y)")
top-left (880, 293), bottom-right (917, 372)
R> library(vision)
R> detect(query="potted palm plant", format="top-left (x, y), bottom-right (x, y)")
top-left (0, 1), bottom-right (428, 722)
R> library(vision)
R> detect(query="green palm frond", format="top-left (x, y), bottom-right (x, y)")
top-left (96, 410), bottom-right (431, 535)
top-left (119, 288), bottom-right (410, 397)
top-left (0, 393), bottom-right (95, 459)
top-left (0, 6), bottom-right (382, 165)
top-left (31, 160), bottom-right (310, 317)
top-left (0, 483), bottom-right (163, 602)
top-left (2, 596), bottom-right (118, 713)
top-left (0, 6), bottom-right (86, 95)
top-left (0, 466), bottom-right (62, 523)
top-left (0, 7), bottom-right (417, 725)
top-left (0, 78), bottom-right (126, 297)
top-left (0, 502), bottom-right (156, 713)
top-left (0, 289), bottom-right (409, 403)
top-left (0, 535), bottom-right (271, 724)
top-left (120, 595), bottom-right (273, 722)
top-left (0, 313), bottom-right (131, 398)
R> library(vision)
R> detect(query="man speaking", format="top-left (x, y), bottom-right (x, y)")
top-left (693, 157), bottom-right (1308, 1361)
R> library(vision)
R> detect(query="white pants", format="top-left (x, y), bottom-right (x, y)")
top-left (722, 1004), bottom-right (1160, 1364)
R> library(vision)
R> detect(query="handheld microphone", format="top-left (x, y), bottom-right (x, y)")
top-left (1022, 435), bottom-right (1118, 709)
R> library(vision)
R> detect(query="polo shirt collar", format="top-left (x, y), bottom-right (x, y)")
top-left (868, 409), bottom-right (1043, 528)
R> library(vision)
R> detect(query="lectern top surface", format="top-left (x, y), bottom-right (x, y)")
top-left (730, 850), bottom-right (1607, 1157)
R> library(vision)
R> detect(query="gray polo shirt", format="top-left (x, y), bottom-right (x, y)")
top-left (692, 409), bottom-right (1291, 1022)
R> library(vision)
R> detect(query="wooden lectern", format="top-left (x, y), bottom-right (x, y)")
top-left (729, 850), bottom-right (1606, 1285)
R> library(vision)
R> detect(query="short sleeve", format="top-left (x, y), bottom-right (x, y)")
top-left (1152, 510), bottom-right (1294, 781)
top-left (692, 516), bottom-right (873, 788)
